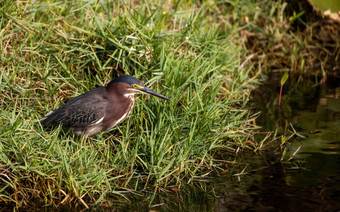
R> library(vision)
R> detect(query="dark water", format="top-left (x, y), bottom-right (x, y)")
top-left (241, 74), bottom-right (340, 211)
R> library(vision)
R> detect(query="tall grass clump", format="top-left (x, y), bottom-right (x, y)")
top-left (0, 0), bottom-right (258, 208)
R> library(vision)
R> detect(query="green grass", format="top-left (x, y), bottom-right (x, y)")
top-left (0, 0), bottom-right (260, 208)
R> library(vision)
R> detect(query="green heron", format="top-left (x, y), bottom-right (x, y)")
top-left (41, 75), bottom-right (170, 136)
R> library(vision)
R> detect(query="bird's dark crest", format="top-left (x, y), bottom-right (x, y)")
top-left (108, 75), bottom-right (143, 86)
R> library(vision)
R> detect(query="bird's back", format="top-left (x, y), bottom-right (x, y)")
top-left (41, 87), bottom-right (107, 129)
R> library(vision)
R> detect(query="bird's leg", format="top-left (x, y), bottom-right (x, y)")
top-left (82, 133), bottom-right (89, 146)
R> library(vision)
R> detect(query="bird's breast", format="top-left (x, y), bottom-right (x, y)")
top-left (105, 96), bottom-right (135, 130)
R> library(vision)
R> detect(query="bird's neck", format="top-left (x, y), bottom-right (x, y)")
top-left (106, 82), bottom-right (128, 95)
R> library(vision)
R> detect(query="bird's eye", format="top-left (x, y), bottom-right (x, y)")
top-left (132, 84), bottom-right (143, 89)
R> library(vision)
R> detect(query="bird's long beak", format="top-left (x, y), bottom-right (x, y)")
top-left (140, 86), bottom-right (171, 101)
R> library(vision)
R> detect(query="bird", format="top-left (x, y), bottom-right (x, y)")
top-left (41, 75), bottom-right (170, 137)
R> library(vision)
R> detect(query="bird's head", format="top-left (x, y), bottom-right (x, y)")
top-left (108, 75), bottom-right (171, 101)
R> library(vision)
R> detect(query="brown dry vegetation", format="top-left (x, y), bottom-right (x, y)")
top-left (243, 0), bottom-right (340, 77)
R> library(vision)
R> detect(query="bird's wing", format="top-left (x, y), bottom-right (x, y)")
top-left (41, 87), bottom-right (108, 128)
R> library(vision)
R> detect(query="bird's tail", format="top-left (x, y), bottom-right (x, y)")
top-left (40, 110), bottom-right (56, 126)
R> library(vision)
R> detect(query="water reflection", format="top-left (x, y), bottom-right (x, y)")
top-left (246, 74), bottom-right (340, 211)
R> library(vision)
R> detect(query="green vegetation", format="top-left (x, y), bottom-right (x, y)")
top-left (0, 0), bottom-right (260, 207)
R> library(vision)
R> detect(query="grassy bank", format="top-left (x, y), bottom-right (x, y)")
top-left (0, 0), bottom-right (265, 208)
